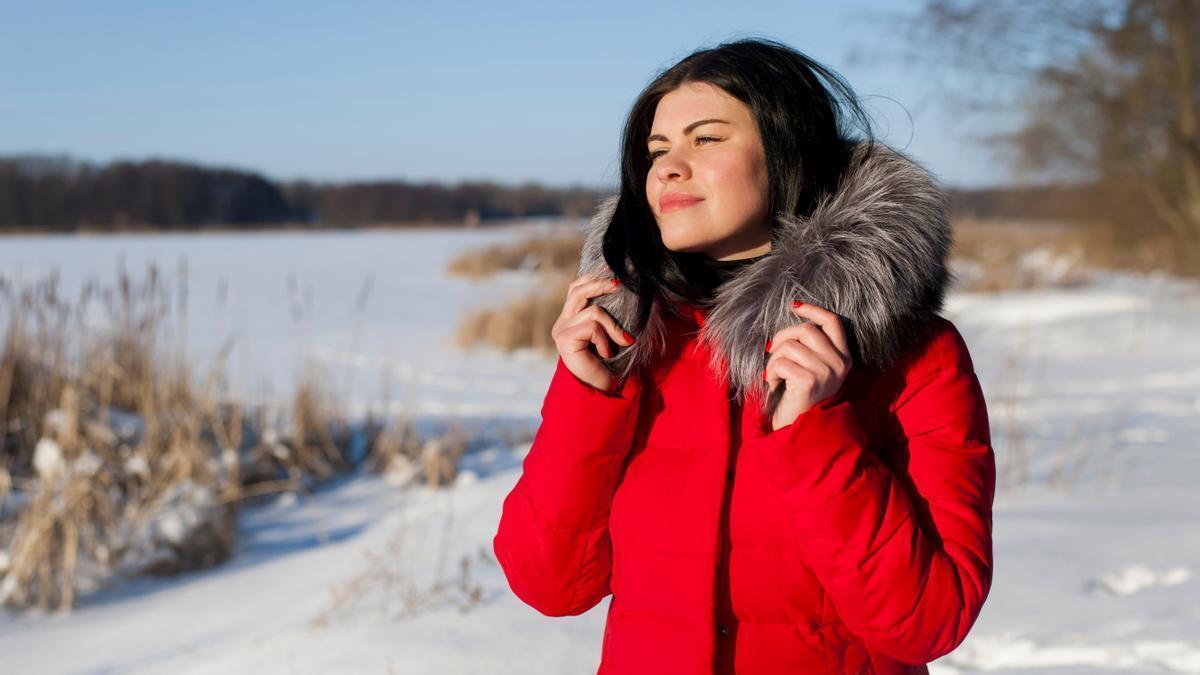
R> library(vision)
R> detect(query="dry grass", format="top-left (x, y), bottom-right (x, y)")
top-left (951, 216), bottom-right (1199, 292)
top-left (444, 232), bottom-right (582, 280)
top-left (0, 265), bottom-right (479, 613)
top-left (951, 218), bottom-right (1094, 292)
top-left (0, 268), bottom-right (249, 611)
top-left (287, 366), bottom-right (350, 482)
top-left (454, 270), bottom-right (573, 356)
top-left (365, 412), bottom-right (471, 490)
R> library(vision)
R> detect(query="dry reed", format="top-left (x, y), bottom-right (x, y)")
top-left (444, 232), bottom-right (582, 280)
top-left (0, 263), bottom-right (470, 613)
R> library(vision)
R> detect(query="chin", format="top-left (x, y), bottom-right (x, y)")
top-left (659, 235), bottom-right (704, 254)
top-left (658, 221), bottom-right (714, 253)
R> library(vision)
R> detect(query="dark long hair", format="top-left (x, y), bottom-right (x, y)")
top-left (603, 37), bottom-right (880, 331)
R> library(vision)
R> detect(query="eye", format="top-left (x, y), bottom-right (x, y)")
top-left (646, 136), bottom-right (722, 163)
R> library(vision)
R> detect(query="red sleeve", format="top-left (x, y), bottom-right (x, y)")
top-left (746, 325), bottom-right (996, 665)
top-left (492, 356), bottom-right (643, 616)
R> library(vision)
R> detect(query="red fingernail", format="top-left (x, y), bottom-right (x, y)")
top-left (765, 338), bottom-right (773, 352)
top-left (792, 300), bottom-right (804, 308)
top-left (612, 278), bottom-right (621, 286)
top-left (623, 330), bottom-right (635, 343)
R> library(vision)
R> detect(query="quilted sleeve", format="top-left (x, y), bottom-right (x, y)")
top-left (493, 355), bottom-right (643, 617)
top-left (746, 323), bottom-right (995, 665)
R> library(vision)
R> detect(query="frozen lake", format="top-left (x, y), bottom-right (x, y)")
top-left (0, 221), bottom-right (583, 425)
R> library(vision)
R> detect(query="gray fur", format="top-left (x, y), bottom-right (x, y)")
top-left (576, 140), bottom-right (954, 408)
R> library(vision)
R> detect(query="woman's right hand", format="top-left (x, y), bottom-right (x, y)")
top-left (550, 272), bottom-right (637, 393)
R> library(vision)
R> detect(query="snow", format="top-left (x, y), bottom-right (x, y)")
top-left (33, 437), bottom-right (65, 479)
top-left (151, 481), bottom-right (217, 547)
top-left (2, 225), bottom-right (1199, 674)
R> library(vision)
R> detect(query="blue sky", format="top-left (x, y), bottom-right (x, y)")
top-left (0, 1), bottom-right (1017, 189)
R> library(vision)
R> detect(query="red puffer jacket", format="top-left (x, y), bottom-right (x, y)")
top-left (494, 141), bottom-right (996, 674)
top-left (494, 307), bottom-right (993, 674)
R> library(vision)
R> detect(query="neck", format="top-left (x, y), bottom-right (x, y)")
top-left (705, 241), bottom-right (771, 261)
top-left (702, 224), bottom-right (772, 261)
top-left (696, 248), bottom-right (770, 299)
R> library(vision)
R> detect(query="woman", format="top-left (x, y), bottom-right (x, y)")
top-left (493, 38), bottom-right (995, 675)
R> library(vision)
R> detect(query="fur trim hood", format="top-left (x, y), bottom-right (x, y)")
top-left (577, 140), bottom-right (953, 406)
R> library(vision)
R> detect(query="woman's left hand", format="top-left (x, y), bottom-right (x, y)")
top-left (764, 302), bottom-right (854, 431)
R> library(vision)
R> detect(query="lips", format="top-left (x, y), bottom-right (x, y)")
top-left (659, 192), bottom-right (704, 213)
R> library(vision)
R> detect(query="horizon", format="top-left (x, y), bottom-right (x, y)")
top-left (4, 148), bottom-right (1080, 193)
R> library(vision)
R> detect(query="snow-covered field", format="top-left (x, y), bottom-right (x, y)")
top-left (2, 226), bottom-right (1199, 674)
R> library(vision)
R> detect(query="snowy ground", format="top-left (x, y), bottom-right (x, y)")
top-left (2, 226), bottom-right (1199, 674)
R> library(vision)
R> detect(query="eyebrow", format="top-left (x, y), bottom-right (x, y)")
top-left (647, 118), bottom-right (730, 144)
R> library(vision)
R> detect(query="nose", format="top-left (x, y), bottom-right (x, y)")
top-left (653, 147), bottom-right (691, 183)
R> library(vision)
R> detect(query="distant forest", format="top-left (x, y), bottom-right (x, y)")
top-left (0, 155), bottom-right (603, 232)
top-left (0, 154), bottom-right (1096, 232)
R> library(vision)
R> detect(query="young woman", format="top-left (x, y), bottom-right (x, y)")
top-left (493, 38), bottom-right (995, 675)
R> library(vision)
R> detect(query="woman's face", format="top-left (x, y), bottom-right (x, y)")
top-left (645, 81), bottom-right (772, 261)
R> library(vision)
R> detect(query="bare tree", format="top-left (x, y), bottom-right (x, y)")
top-left (855, 0), bottom-right (1200, 270)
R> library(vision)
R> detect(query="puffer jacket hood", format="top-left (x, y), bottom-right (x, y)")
top-left (579, 140), bottom-right (953, 405)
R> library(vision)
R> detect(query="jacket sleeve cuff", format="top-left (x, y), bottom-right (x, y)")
top-left (541, 355), bottom-right (640, 413)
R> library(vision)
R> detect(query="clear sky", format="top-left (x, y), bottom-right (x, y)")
top-left (0, 0), bottom-right (1016, 190)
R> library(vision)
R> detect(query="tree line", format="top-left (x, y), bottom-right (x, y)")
top-left (0, 154), bottom-right (604, 231)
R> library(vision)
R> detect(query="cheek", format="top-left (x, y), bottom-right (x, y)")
top-left (645, 174), bottom-right (666, 217)
top-left (707, 149), bottom-right (768, 212)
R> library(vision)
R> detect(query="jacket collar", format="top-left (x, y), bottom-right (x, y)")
top-left (577, 140), bottom-right (952, 405)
